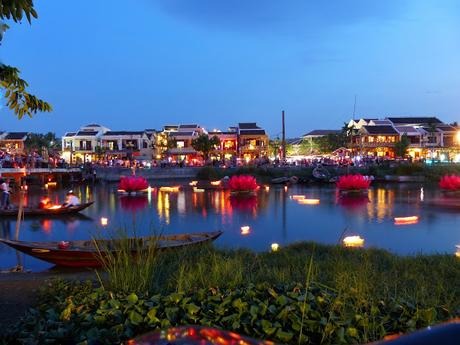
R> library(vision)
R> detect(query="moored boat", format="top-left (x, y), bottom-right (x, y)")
top-left (0, 231), bottom-right (223, 267)
top-left (0, 202), bottom-right (94, 217)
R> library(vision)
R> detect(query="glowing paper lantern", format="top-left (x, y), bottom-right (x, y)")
top-left (240, 226), bottom-right (251, 235)
top-left (394, 216), bottom-right (419, 225)
top-left (159, 186), bottom-right (180, 192)
top-left (291, 195), bottom-right (305, 200)
top-left (271, 243), bottom-right (280, 252)
top-left (100, 217), bottom-right (108, 226)
top-left (343, 236), bottom-right (364, 248)
top-left (298, 198), bottom-right (320, 205)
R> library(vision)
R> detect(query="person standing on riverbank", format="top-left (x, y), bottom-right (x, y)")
top-left (0, 179), bottom-right (11, 210)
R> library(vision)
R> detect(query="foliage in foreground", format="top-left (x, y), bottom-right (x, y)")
top-left (4, 243), bottom-right (460, 344)
top-left (5, 279), bottom-right (458, 345)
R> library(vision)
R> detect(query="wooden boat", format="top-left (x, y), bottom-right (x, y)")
top-left (312, 166), bottom-right (331, 181)
top-left (0, 231), bottom-right (223, 267)
top-left (0, 202), bottom-right (94, 217)
top-left (271, 176), bottom-right (298, 185)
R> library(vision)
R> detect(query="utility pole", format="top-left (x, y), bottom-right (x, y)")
top-left (281, 110), bottom-right (286, 161)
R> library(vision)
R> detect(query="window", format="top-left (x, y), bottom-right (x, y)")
top-left (177, 141), bottom-right (185, 148)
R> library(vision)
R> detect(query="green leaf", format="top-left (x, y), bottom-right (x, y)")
top-left (127, 293), bottom-right (138, 304)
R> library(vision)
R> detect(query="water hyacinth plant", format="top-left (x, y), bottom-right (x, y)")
top-left (439, 174), bottom-right (460, 191)
top-left (336, 174), bottom-right (371, 192)
top-left (228, 175), bottom-right (259, 193)
top-left (118, 176), bottom-right (149, 192)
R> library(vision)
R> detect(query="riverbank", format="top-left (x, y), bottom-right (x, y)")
top-left (2, 242), bottom-right (459, 344)
top-left (94, 163), bottom-right (460, 184)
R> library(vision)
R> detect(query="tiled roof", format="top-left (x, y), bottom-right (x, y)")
top-left (286, 138), bottom-right (303, 145)
top-left (179, 124), bottom-right (199, 128)
top-left (85, 124), bottom-right (102, 127)
top-left (103, 131), bottom-right (145, 136)
top-left (75, 131), bottom-right (99, 136)
top-left (64, 132), bottom-right (76, 137)
top-left (436, 126), bottom-right (457, 132)
top-left (169, 131), bottom-right (196, 137)
top-left (387, 117), bottom-right (442, 124)
top-left (303, 130), bottom-right (340, 136)
top-left (238, 123), bottom-right (260, 129)
top-left (239, 129), bottom-right (266, 135)
top-left (3, 132), bottom-right (29, 140)
top-left (363, 125), bottom-right (398, 135)
top-left (395, 126), bottom-right (421, 135)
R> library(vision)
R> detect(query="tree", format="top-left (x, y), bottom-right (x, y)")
top-left (394, 134), bottom-right (410, 158)
top-left (314, 133), bottom-right (346, 154)
top-left (25, 132), bottom-right (59, 152)
top-left (1, 0), bottom-right (52, 118)
top-left (268, 137), bottom-right (281, 158)
top-left (192, 134), bottom-right (220, 160)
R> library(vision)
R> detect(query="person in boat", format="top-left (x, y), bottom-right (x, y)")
top-left (39, 196), bottom-right (51, 209)
top-left (62, 191), bottom-right (81, 208)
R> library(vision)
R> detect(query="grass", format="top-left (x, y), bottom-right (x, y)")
top-left (93, 228), bottom-right (161, 294)
top-left (152, 243), bottom-right (459, 307)
top-left (4, 241), bottom-right (460, 344)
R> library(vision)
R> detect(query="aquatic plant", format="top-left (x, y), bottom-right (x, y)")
top-left (336, 174), bottom-right (371, 191)
top-left (118, 176), bottom-right (149, 192)
top-left (439, 174), bottom-right (460, 191)
top-left (228, 175), bottom-right (258, 192)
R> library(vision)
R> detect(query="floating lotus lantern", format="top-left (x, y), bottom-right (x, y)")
top-left (210, 180), bottom-right (222, 186)
top-left (336, 174), bottom-right (371, 194)
top-left (394, 216), bottom-right (419, 225)
top-left (118, 176), bottom-right (149, 194)
top-left (343, 235), bottom-right (364, 248)
top-left (100, 217), bottom-right (108, 226)
top-left (439, 175), bottom-right (460, 192)
top-left (264, 186), bottom-right (270, 192)
top-left (228, 175), bottom-right (258, 195)
top-left (291, 195), bottom-right (306, 200)
top-left (298, 198), bottom-right (320, 205)
top-left (193, 187), bottom-right (205, 193)
top-left (189, 180), bottom-right (198, 187)
top-left (240, 226), bottom-right (251, 235)
top-left (159, 186), bottom-right (180, 193)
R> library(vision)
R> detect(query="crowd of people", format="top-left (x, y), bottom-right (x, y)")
top-left (0, 150), bottom-right (67, 169)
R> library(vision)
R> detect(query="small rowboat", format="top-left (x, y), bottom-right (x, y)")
top-left (0, 231), bottom-right (223, 267)
top-left (0, 202), bottom-right (94, 217)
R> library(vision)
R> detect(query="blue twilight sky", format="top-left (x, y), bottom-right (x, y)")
top-left (1, 0), bottom-right (460, 137)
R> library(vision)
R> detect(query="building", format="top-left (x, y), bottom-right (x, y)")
top-left (163, 124), bottom-right (206, 163)
top-left (0, 132), bottom-right (29, 154)
top-left (208, 129), bottom-right (238, 161)
top-left (350, 117), bottom-right (460, 160)
top-left (61, 124), bottom-right (108, 163)
top-left (61, 124), bottom-right (153, 163)
top-left (101, 131), bottom-right (153, 161)
top-left (236, 123), bottom-right (269, 161)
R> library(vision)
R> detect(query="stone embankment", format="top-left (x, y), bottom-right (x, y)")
top-left (95, 167), bottom-right (200, 181)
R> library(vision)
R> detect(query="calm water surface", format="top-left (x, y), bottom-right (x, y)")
top-left (1, 182), bottom-right (459, 271)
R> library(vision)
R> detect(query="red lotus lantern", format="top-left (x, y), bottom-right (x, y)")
top-left (228, 175), bottom-right (258, 194)
top-left (439, 175), bottom-right (460, 191)
top-left (336, 174), bottom-right (371, 194)
top-left (118, 176), bottom-right (149, 193)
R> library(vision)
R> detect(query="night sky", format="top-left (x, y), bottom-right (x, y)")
top-left (1, 0), bottom-right (459, 137)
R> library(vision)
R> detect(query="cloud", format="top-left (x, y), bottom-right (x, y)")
top-left (152, 0), bottom-right (410, 34)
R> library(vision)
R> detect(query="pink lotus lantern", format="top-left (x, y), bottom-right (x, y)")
top-left (228, 175), bottom-right (258, 194)
top-left (336, 174), bottom-right (371, 193)
top-left (439, 175), bottom-right (460, 191)
top-left (118, 176), bottom-right (149, 193)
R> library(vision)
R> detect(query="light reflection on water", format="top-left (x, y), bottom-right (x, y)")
top-left (0, 183), bottom-right (460, 271)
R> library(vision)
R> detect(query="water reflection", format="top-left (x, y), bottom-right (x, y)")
top-left (2, 183), bottom-right (460, 272)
